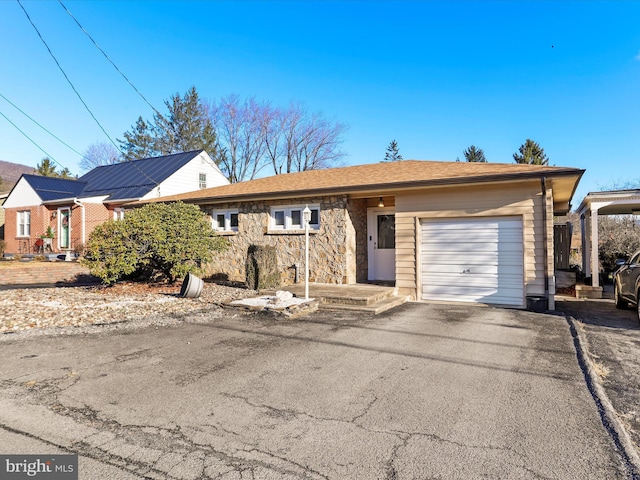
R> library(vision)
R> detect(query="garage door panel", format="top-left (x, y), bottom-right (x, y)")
top-left (423, 264), bottom-right (523, 276)
top-left (423, 291), bottom-right (524, 306)
top-left (425, 231), bottom-right (522, 243)
top-left (421, 217), bottom-right (524, 307)
top-left (424, 274), bottom-right (523, 288)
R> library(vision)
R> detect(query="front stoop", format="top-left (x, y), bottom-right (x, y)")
top-left (264, 284), bottom-right (409, 315)
top-left (319, 294), bottom-right (409, 315)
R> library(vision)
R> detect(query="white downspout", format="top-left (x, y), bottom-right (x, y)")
top-left (73, 198), bottom-right (85, 246)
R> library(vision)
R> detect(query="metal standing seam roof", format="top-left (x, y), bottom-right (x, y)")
top-left (22, 174), bottom-right (87, 202)
top-left (77, 150), bottom-right (204, 201)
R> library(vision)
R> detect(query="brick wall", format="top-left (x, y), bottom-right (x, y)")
top-left (3, 203), bottom-right (112, 255)
top-left (0, 261), bottom-right (98, 286)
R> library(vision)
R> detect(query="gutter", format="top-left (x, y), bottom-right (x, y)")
top-left (541, 177), bottom-right (550, 299)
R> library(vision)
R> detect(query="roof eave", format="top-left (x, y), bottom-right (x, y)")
top-left (153, 168), bottom-right (585, 205)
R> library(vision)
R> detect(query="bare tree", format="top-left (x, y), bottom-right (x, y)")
top-left (266, 102), bottom-right (347, 175)
top-left (210, 95), bottom-right (269, 183)
top-left (211, 97), bottom-right (347, 182)
top-left (80, 141), bottom-right (121, 171)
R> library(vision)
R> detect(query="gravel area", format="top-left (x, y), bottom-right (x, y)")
top-left (0, 282), bottom-right (258, 339)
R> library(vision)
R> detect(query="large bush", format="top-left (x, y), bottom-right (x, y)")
top-left (598, 215), bottom-right (640, 272)
top-left (82, 202), bottom-right (227, 285)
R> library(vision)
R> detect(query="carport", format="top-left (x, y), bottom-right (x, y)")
top-left (577, 189), bottom-right (640, 296)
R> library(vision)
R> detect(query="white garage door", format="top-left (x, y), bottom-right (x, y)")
top-left (421, 217), bottom-right (524, 306)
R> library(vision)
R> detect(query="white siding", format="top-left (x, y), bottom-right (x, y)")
top-left (395, 181), bottom-right (548, 303)
top-left (142, 151), bottom-right (229, 200)
top-left (3, 177), bottom-right (41, 208)
top-left (421, 217), bottom-right (524, 306)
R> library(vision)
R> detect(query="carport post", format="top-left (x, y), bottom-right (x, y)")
top-left (590, 205), bottom-right (600, 287)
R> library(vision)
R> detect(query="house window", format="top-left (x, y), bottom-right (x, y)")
top-left (17, 210), bottom-right (31, 237)
top-left (212, 210), bottom-right (239, 232)
top-left (269, 205), bottom-right (320, 231)
top-left (199, 173), bottom-right (207, 189)
top-left (113, 208), bottom-right (126, 221)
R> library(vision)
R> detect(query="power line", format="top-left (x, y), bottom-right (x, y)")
top-left (58, 0), bottom-right (163, 119)
top-left (0, 92), bottom-right (86, 159)
top-left (0, 109), bottom-right (67, 171)
top-left (17, 0), bottom-right (123, 153)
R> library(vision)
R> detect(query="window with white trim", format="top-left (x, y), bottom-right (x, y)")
top-left (199, 173), bottom-right (207, 189)
top-left (269, 205), bottom-right (320, 231)
top-left (113, 208), bottom-right (126, 221)
top-left (212, 210), bottom-right (239, 232)
top-left (17, 210), bottom-right (31, 237)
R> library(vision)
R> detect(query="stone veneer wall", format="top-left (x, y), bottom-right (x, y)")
top-left (204, 195), bottom-right (367, 286)
top-left (346, 198), bottom-right (368, 283)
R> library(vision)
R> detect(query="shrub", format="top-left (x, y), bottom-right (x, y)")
top-left (598, 215), bottom-right (640, 273)
top-left (0, 239), bottom-right (5, 257)
top-left (245, 244), bottom-right (280, 290)
top-left (81, 202), bottom-right (227, 285)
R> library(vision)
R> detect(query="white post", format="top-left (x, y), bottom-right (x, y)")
top-left (303, 205), bottom-right (311, 300)
top-left (591, 206), bottom-right (600, 287)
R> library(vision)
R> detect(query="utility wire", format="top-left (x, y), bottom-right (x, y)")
top-left (0, 109), bottom-right (63, 170)
top-left (17, 0), bottom-right (123, 153)
top-left (0, 92), bottom-right (86, 160)
top-left (58, 0), bottom-right (164, 119)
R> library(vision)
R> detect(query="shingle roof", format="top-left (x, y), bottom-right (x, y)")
top-left (22, 174), bottom-right (87, 202)
top-left (18, 151), bottom-right (203, 203)
top-left (78, 150), bottom-right (203, 201)
top-left (145, 160), bottom-right (584, 204)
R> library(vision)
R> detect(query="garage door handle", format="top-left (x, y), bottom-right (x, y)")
top-left (462, 269), bottom-right (471, 274)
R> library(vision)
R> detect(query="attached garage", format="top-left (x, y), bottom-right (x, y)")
top-left (420, 217), bottom-right (524, 307)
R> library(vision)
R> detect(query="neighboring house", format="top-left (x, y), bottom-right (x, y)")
top-left (0, 193), bottom-right (8, 240)
top-left (146, 160), bottom-right (584, 310)
top-left (2, 150), bottom-right (228, 255)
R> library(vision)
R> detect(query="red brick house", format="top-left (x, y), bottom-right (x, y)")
top-left (2, 150), bottom-right (228, 255)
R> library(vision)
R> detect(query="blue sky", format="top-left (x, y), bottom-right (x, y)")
top-left (1, 0), bottom-right (638, 205)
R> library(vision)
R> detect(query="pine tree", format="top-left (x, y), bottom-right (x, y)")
top-left (463, 145), bottom-right (487, 162)
top-left (119, 86), bottom-right (220, 161)
top-left (383, 140), bottom-right (403, 162)
top-left (154, 86), bottom-right (217, 155)
top-left (36, 157), bottom-right (58, 176)
top-left (120, 117), bottom-right (156, 161)
top-left (513, 139), bottom-right (549, 165)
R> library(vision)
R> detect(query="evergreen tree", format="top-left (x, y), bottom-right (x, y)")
top-left (383, 140), bottom-right (403, 162)
top-left (119, 117), bottom-right (156, 161)
top-left (155, 86), bottom-right (218, 155)
top-left (119, 87), bottom-right (221, 162)
top-left (58, 167), bottom-right (73, 179)
top-left (36, 157), bottom-right (58, 176)
top-left (513, 139), bottom-right (549, 165)
top-left (463, 145), bottom-right (487, 162)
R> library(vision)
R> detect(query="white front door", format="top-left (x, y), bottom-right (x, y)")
top-left (59, 208), bottom-right (71, 250)
top-left (367, 208), bottom-right (396, 281)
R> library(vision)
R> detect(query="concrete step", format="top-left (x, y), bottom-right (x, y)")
top-left (320, 295), bottom-right (409, 315)
top-left (318, 289), bottom-right (395, 306)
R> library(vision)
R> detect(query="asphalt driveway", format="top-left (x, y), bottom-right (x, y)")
top-left (0, 303), bottom-right (631, 479)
